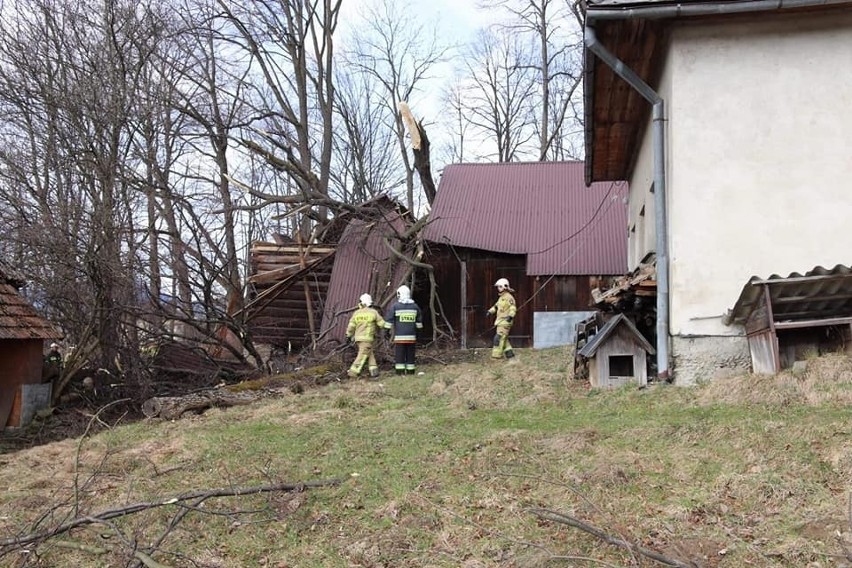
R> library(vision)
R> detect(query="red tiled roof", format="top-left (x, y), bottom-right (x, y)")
top-left (422, 161), bottom-right (628, 275)
top-left (0, 274), bottom-right (63, 340)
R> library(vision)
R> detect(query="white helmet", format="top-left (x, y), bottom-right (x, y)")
top-left (495, 278), bottom-right (510, 289)
top-left (359, 293), bottom-right (373, 307)
top-left (396, 284), bottom-right (411, 301)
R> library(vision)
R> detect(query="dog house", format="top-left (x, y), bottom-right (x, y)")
top-left (577, 314), bottom-right (655, 388)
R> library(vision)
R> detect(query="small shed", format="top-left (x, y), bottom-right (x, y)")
top-left (577, 314), bottom-right (655, 388)
top-left (723, 264), bottom-right (852, 373)
top-left (0, 263), bottom-right (63, 430)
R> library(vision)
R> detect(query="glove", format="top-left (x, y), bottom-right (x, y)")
top-left (385, 329), bottom-right (392, 340)
top-left (484, 310), bottom-right (492, 317)
top-left (344, 336), bottom-right (353, 346)
top-left (505, 316), bottom-right (513, 323)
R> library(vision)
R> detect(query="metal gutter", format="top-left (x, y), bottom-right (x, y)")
top-left (586, 0), bottom-right (852, 21)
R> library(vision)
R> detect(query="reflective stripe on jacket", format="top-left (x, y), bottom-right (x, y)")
top-left (385, 301), bottom-right (423, 343)
top-left (346, 306), bottom-right (389, 342)
top-left (488, 291), bottom-right (516, 327)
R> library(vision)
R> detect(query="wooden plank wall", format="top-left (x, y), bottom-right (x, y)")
top-left (246, 243), bottom-right (336, 349)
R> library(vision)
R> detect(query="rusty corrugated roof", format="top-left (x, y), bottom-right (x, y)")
top-left (422, 162), bottom-right (628, 275)
top-left (725, 264), bottom-right (852, 326)
top-left (0, 270), bottom-right (63, 340)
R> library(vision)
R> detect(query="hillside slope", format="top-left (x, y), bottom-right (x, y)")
top-left (2, 347), bottom-right (851, 567)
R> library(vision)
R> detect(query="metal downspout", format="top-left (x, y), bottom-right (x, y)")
top-left (584, 26), bottom-right (671, 380)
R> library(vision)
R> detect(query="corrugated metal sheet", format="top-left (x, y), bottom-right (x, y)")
top-left (319, 212), bottom-right (410, 344)
top-left (726, 264), bottom-right (852, 325)
top-left (0, 273), bottom-right (63, 340)
top-left (422, 162), bottom-right (628, 276)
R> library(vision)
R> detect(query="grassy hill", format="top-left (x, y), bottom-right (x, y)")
top-left (2, 346), bottom-right (851, 567)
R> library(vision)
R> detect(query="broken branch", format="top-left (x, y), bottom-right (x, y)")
top-left (0, 478), bottom-right (343, 550)
top-left (528, 508), bottom-right (698, 568)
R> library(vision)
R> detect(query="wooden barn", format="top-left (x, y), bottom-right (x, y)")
top-left (0, 263), bottom-right (63, 430)
top-left (577, 314), bottom-right (655, 388)
top-left (420, 161), bottom-right (628, 349)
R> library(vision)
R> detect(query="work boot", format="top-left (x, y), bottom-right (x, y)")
top-left (396, 369), bottom-right (405, 375)
top-left (347, 370), bottom-right (358, 378)
top-left (406, 369), bottom-right (415, 375)
top-left (369, 368), bottom-right (379, 378)
top-left (505, 349), bottom-right (515, 359)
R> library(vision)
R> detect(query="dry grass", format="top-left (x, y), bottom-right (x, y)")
top-left (2, 346), bottom-right (852, 567)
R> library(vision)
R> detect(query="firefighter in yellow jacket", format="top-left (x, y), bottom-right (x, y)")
top-left (485, 278), bottom-right (517, 359)
top-left (345, 293), bottom-right (391, 378)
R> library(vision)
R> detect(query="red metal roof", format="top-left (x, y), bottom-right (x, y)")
top-left (422, 162), bottom-right (628, 275)
top-left (319, 211), bottom-right (410, 344)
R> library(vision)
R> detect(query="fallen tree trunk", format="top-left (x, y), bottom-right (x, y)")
top-left (141, 389), bottom-right (263, 420)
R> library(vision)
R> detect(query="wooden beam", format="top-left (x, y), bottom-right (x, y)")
top-left (773, 316), bottom-right (852, 330)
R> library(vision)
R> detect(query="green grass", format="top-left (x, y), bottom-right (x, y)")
top-left (2, 346), bottom-right (852, 567)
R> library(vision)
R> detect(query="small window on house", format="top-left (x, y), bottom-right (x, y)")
top-left (609, 355), bottom-right (634, 377)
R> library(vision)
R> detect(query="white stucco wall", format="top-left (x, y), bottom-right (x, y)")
top-left (628, 12), bottom-right (852, 340)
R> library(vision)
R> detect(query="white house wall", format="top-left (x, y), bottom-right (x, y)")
top-left (629, 13), bottom-right (852, 340)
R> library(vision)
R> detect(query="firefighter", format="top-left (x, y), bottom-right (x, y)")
top-left (345, 293), bottom-right (390, 378)
top-left (42, 342), bottom-right (63, 383)
top-left (385, 284), bottom-right (423, 375)
top-left (485, 278), bottom-right (516, 359)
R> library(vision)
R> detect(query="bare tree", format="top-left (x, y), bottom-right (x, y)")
top-left (331, 70), bottom-right (406, 204)
top-left (481, 0), bottom-right (585, 160)
top-left (457, 27), bottom-right (538, 162)
top-left (0, 0), bottom-right (166, 378)
top-left (344, 0), bottom-right (447, 212)
top-left (215, 0), bottom-right (342, 237)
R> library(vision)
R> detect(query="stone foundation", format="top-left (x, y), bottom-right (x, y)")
top-left (671, 335), bottom-right (751, 386)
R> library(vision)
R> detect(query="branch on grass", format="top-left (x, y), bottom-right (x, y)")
top-left (0, 478), bottom-right (343, 550)
top-left (528, 508), bottom-right (699, 568)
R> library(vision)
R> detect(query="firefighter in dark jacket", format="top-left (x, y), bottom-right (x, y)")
top-left (385, 284), bottom-right (423, 375)
top-left (345, 293), bottom-right (390, 378)
top-left (485, 278), bottom-right (517, 359)
top-left (43, 342), bottom-right (63, 383)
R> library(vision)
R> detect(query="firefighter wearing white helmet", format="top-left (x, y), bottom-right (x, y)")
top-left (385, 284), bottom-right (424, 375)
top-left (345, 293), bottom-right (391, 378)
top-left (485, 278), bottom-right (517, 359)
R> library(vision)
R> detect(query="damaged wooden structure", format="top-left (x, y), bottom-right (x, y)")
top-left (723, 264), bottom-right (852, 373)
top-left (243, 196), bottom-right (414, 352)
top-left (243, 239), bottom-right (336, 351)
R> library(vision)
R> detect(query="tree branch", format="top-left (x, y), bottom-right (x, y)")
top-left (0, 478), bottom-right (343, 550)
top-left (528, 508), bottom-right (699, 568)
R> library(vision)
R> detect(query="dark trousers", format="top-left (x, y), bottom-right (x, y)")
top-left (394, 343), bottom-right (416, 374)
